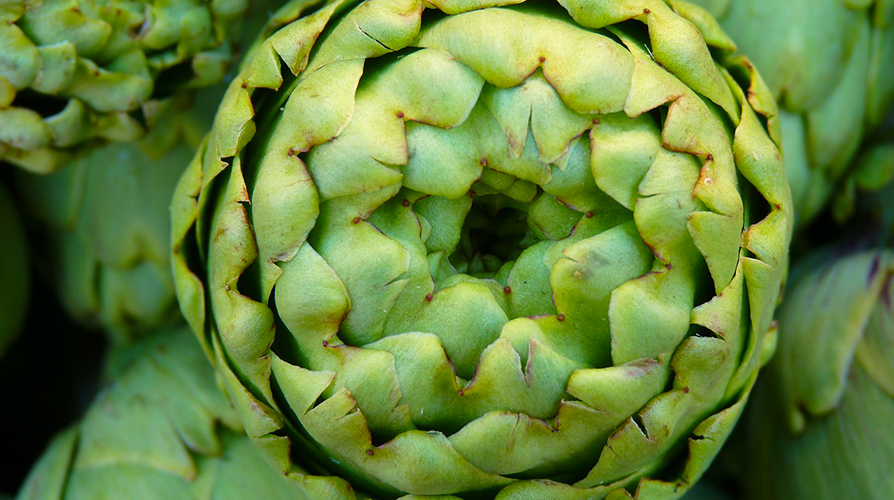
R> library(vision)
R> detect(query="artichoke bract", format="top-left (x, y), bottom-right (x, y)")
top-left (688, 0), bottom-right (894, 227)
top-left (0, 182), bottom-right (30, 357)
top-left (0, 0), bottom-right (248, 173)
top-left (172, 0), bottom-right (792, 498)
top-left (16, 328), bottom-right (311, 500)
top-left (15, 97), bottom-right (203, 342)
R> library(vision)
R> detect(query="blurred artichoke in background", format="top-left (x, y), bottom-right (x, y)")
top-left (0, 0), bottom-right (249, 173)
top-left (739, 133), bottom-right (894, 500)
top-left (14, 96), bottom-right (206, 342)
top-left (743, 251), bottom-right (894, 499)
top-left (687, 0), bottom-right (894, 227)
top-left (16, 327), bottom-right (311, 500)
top-left (172, 0), bottom-right (791, 498)
top-left (0, 182), bottom-right (30, 358)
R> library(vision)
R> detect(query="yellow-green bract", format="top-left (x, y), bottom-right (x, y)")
top-left (172, 0), bottom-right (793, 498)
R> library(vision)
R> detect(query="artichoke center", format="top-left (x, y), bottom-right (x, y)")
top-left (448, 195), bottom-right (530, 278)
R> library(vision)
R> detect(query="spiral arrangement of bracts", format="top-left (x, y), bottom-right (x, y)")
top-left (172, 0), bottom-right (792, 498)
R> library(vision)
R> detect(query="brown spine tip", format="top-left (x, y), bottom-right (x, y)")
top-left (321, 340), bottom-right (329, 347)
top-left (557, 314), bottom-right (565, 322)
top-left (456, 389), bottom-right (465, 396)
top-left (585, 211), bottom-right (594, 218)
top-left (643, 8), bottom-right (651, 14)
top-left (706, 153), bottom-right (714, 162)
top-left (480, 157), bottom-right (488, 166)
top-left (352, 216), bottom-right (362, 224)
top-left (396, 111), bottom-right (405, 119)
top-left (366, 449), bottom-right (375, 456)
top-left (538, 56), bottom-right (546, 63)
top-left (225, 284), bottom-right (231, 291)
top-left (592, 118), bottom-right (600, 125)
top-left (287, 148), bottom-right (297, 157)
top-left (503, 285), bottom-right (512, 294)
top-left (425, 293), bottom-right (433, 302)
top-left (241, 82), bottom-right (248, 89)
top-left (469, 190), bottom-right (477, 198)
top-left (402, 199), bottom-right (411, 207)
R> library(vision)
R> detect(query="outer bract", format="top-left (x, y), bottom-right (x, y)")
top-left (0, 182), bottom-right (30, 357)
top-left (15, 97), bottom-right (203, 342)
top-left (172, 0), bottom-right (792, 498)
top-left (0, 0), bottom-right (249, 173)
top-left (688, 0), bottom-right (894, 227)
top-left (15, 327), bottom-right (311, 500)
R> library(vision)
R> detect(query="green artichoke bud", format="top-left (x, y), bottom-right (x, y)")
top-left (172, 0), bottom-right (792, 498)
top-left (687, 0), bottom-right (894, 227)
top-left (0, 181), bottom-right (30, 357)
top-left (15, 96), bottom-right (203, 342)
top-left (0, 0), bottom-right (250, 174)
top-left (742, 248), bottom-right (894, 499)
top-left (16, 327), bottom-right (311, 500)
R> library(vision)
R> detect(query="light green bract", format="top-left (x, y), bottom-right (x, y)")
top-left (688, 0), bottom-right (894, 227)
top-left (0, 0), bottom-right (248, 174)
top-left (172, 0), bottom-right (792, 498)
top-left (16, 328), bottom-right (312, 500)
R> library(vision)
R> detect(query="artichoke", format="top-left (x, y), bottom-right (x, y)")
top-left (172, 0), bottom-right (792, 498)
top-left (14, 96), bottom-right (203, 342)
top-left (0, 0), bottom-right (249, 173)
top-left (0, 181), bottom-right (30, 357)
top-left (739, 139), bottom-right (894, 500)
top-left (16, 327), bottom-right (311, 500)
top-left (687, 0), bottom-right (894, 227)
